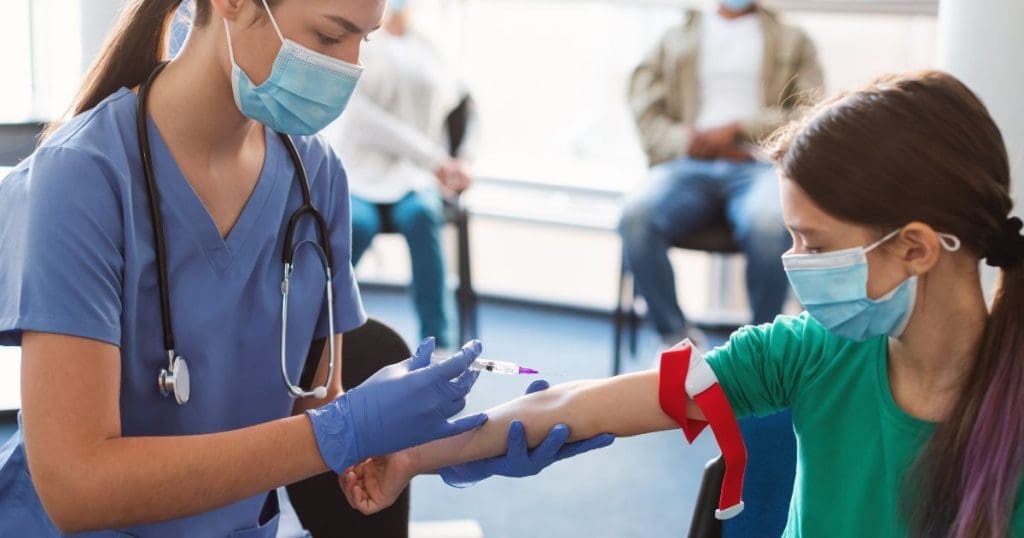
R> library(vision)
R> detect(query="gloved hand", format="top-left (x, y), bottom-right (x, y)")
top-left (308, 338), bottom-right (488, 473)
top-left (438, 380), bottom-right (616, 487)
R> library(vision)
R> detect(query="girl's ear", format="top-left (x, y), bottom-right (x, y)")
top-left (898, 222), bottom-right (942, 276)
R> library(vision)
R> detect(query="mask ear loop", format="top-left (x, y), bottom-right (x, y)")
top-left (864, 228), bottom-right (903, 254)
top-left (938, 233), bottom-right (962, 252)
top-left (223, 19), bottom-right (238, 65)
top-left (222, 0), bottom-right (285, 77)
top-left (259, 0), bottom-right (287, 44)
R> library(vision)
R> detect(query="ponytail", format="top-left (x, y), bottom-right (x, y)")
top-left (41, 0), bottom-right (182, 140)
top-left (910, 234), bottom-right (1024, 538)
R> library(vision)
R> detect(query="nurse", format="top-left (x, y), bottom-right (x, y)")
top-left (0, 1), bottom-right (609, 536)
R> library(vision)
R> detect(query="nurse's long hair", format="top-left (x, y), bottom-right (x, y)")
top-left (42, 0), bottom-right (280, 140)
top-left (768, 71), bottom-right (1024, 537)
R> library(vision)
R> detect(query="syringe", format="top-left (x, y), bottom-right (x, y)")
top-left (433, 356), bottom-right (539, 375)
top-left (469, 359), bottom-right (539, 376)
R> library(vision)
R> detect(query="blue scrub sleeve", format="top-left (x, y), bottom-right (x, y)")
top-left (314, 150), bottom-right (366, 339)
top-left (0, 146), bottom-right (124, 346)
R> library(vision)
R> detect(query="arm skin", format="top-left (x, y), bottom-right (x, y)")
top-left (408, 370), bottom-right (704, 473)
top-left (341, 370), bottom-right (706, 513)
top-left (291, 334), bottom-right (343, 415)
top-left (20, 331), bottom-right (342, 534)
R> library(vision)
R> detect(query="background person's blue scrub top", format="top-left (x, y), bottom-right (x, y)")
top-left (0, 88), bottom-right (366, 537)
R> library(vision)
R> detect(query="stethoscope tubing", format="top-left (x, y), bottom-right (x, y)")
top-left (136, 62), bottom-right (335, 404)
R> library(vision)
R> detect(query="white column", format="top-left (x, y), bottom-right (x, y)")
top-left (937, 0), bottom-right (1024, 297)
top-left (938, 0), bottom-right (1024, 209)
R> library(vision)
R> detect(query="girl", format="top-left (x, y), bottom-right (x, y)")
top-left (343, 70), bottom-right (1024, 537)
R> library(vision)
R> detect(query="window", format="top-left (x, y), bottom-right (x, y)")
top-left (0, 1), bottom-right (34, 122)
top-left (0, 0), bottom-right (81, 122)
top-left (413, 0), bottom-right (937, 194)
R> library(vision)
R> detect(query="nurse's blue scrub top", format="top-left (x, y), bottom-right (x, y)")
top-left (0, 88), bottom-right (366, 536)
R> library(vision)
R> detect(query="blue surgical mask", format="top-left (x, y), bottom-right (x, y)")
top-left (223, 0), bottom-right (363, 135)
top-left (721, 0), bottom-right (756, 12)
top-left (782, 229), bottom-right (962, 342)
top-left (388, 0), bottom-right (410, 11)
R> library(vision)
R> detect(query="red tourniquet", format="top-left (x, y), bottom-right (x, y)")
top-left (658, 340), bottom-right (747, 520)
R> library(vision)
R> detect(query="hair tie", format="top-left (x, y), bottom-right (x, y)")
top-left (985, 217), bottom-right (1024, 269)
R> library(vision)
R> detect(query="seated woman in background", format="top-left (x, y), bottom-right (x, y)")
top-left (324, 0), bottom-right (476, 351)
top-left (342, 71), bottom-right (1024, 537)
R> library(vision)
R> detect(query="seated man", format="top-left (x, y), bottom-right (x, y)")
top-left (619, 0), bottom-right (823, 344)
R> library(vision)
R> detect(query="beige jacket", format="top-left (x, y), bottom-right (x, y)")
top-left (628, 7), bottom-right (824, 165)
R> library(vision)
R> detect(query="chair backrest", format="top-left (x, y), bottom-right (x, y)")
top-left (688, 456), bottom-right (725, 538)
top-left (689, 411), bottom-right (797, 538)
top-left (672, 214), bottom-right (741, 254)
top-left (445, 95), bottom-right (474, 158)
top-left (339, 317), bottom-right (411, 389)
top-left (288, 318), bottom-right (412, 538)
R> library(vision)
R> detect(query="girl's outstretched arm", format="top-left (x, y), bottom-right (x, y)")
top-left (342, 369), bottom-right (704, 513)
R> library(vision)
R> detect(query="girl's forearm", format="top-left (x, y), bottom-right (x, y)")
top-left (409, 370), bottom-right (699, 473)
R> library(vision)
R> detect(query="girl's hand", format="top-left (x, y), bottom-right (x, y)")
top-left (340, 449), bottom-right (417, 515)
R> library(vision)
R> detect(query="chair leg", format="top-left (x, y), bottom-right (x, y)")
top-left (628, 289), bottom-right (640, 358)
top-left (454, 205), bottom-right (477, 344)
top-left (613, 262), bottom-right (630, 376)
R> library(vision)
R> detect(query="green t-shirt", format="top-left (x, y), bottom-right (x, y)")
top-left (705, 313), bottom-right (1024, 537)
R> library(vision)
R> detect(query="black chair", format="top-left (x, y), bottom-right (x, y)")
top-left (612, 213), bottom-right (742, 375)
top-left (286, 318), bottom-right (413, 538)
top-left (688, 456), bottom-right (726, 538)
top-left (0, 122), bottom-right (45, 166)
top-left (371, 96), bottom-right (479, 346)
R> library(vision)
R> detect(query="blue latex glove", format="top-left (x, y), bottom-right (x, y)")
top-left (308, 338), bottom-right (487, 473)
top-left (438, 380), bottom-right (616, 487)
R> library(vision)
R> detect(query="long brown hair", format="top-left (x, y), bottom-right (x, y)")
top-left (42, 0), bottom-right (278, 140)
top-left (768, 71), bottom-right (1024, 537)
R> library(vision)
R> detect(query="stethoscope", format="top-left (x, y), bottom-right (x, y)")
top-left (136, 62), bottom-right (335, 405)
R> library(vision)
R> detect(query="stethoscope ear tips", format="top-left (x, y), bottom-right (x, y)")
top-left (159, 356), bottom-right (191, 405)
top-left (312, 386), bottom-right (328, 400)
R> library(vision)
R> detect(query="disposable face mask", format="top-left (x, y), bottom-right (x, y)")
top-left (721, 0), bottom-right (756, 11)
top-left (223, 0), bottom-right (363, 135)
top-left (782, 229), bottom-right (962, 342)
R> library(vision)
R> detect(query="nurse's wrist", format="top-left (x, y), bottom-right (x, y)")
top-left (305, 394), bottom-right (362, 474)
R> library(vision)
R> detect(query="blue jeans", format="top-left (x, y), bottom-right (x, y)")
top-left (618, 157), bottom-right (790, 336)
top-left (351, 192), bottom-right (452, 348)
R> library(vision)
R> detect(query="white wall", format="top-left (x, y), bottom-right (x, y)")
top-left (937, 0), bottom-right (1024, 298)
top-left (938, 0), bottom-right (1024, 212)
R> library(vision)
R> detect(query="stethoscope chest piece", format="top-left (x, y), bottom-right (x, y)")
top-left (159, 355), bottom-right (190, 405)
